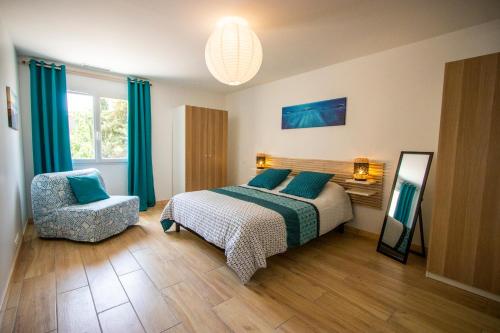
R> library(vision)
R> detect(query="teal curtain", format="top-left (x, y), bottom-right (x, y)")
top-left (394, 182), bottom-right (417, 226)
top-left (128, 78), bottom-right (155, 211)
top-left (29, 60), bottom-right (73, 175)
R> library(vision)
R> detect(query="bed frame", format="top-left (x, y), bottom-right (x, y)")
top-left (171, 155), bottom-right (384, 251)
top-left (174, 222), bottom-right (224, 250)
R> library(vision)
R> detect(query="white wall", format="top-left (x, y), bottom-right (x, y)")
top-left (225, 20), bottom-right (500, 243)
top-left (0, 19), bottom-right (27, 310)
top-left (18, 66), bottom-right (225, 210)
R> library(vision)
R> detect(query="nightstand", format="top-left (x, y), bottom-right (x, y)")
top-left (344, 178), bottom-right (377, 197)
top-left (345, 188), bottom-right (377, 197)
top-left (345, 178), bottom-right (377, 185)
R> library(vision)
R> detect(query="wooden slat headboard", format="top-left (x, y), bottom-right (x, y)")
top-left (264, 156), bottom-right (385, 209)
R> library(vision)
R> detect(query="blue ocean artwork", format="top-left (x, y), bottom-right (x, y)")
top-left (281, 97), bottom-right (347, 129)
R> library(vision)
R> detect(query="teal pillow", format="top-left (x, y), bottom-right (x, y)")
top-left (67, 172), bottom-right (110, 204)
top-left (248, 168), bottom-right (291, 190)
top-left (280, 171), bottom-right (334, 199)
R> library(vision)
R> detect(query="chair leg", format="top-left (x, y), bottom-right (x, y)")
top-left (175, 223), bottom-right (180, 232)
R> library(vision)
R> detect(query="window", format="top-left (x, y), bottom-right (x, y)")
top-left (100, 97), bottom-right (128, 159)
top-left (67, 92), bottom-right (128, 162)
top-left (68, 93), bottom-right (95, 159)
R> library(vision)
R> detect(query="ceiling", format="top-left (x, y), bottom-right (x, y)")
top-left (1, 0), bottom-right (499, 93)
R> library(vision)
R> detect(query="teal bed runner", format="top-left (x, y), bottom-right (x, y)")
top-left (161, 219), bottom-right (175, 232)
top-left (209, 186), bottom-right (319, 248)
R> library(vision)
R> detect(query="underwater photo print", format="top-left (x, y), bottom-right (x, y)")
top-left (282, 97), bottom-right (346, 129)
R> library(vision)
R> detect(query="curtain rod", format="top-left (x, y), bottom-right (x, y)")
top-left (22, 59), bottom-right (63, 70)
top-left (19, 59), bottom-right (152, 86)
top-left (128, 78), bottom-right (153, 86)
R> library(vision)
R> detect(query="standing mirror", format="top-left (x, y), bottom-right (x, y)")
top-left (377, 151), bottom-right (433, 263)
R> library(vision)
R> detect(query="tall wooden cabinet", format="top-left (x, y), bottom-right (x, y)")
top-left (427, 52), bottom-right (500, 296)
top-left (172, 105), bottom-right (228, 195)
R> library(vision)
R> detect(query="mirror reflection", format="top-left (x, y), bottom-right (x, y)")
top-left (378, 152), bottom-right (433, 263)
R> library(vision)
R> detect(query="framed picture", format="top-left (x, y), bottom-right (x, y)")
top-left (6, 86), bottom-right (19, 130)
top-left (282, 97), bottom-right (347, 129)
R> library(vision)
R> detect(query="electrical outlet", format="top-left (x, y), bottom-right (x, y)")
top-left (14, 232), bottom-right (20, 245)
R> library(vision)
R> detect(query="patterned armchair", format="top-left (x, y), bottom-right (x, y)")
top-left (31, 168), bottom-right (139, 242)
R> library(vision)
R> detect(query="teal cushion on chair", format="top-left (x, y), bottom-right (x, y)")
top-left (67, 172), bottom-right (110, 204)
top-left (248, 168), bottom-right (291, 190)
top-left (280, 171), bottom-right (334, 199)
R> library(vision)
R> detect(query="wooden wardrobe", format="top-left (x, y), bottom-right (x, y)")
top-left (172, 105), bottom-right (228, 195)
top-left (427, 52), bottom-right (500, 296)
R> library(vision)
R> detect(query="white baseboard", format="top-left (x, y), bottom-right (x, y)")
top-left (426, 271), bottom-right (500, 302)
top-left (0, 220), bottom-right (29, 312)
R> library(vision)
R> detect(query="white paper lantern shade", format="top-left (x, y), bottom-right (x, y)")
top-left (205, 17), bottom-right (263, 86)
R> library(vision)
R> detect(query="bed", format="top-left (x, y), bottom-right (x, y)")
top-left (159, 176), bottom-right (353, 283)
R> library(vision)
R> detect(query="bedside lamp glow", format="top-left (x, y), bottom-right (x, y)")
top-left (256, 154), bottom-right (266, 169)
top-left (354, 157), bottom-right (369, 181)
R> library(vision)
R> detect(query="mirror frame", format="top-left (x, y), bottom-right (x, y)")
top-left (377, 151), bottom-right (434, 264)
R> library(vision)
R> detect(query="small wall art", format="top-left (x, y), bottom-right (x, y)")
top-left (6, 86), bottom-right (19, 130)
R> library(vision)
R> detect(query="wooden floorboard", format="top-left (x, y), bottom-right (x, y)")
top-left (55, 241), bottom-right (88, 294)
top-left (120, 269), bottom-right (179, 333)
top-left (14, 272), bottom-right (56, 333)
top-left (1, 204), bottom-right (499, 333)
top-left (79, 245), bottom-right (129, 313)
top-left (98, 303), bottom-right (145, 333)
top-left (100, 237), bottom-right (141, 276)
top-left (162, 282), bottom-right (230, 333)
top-left (213, 297), bottom-right (275, 332)
top-left (57, 286), bottom-right (101, 333)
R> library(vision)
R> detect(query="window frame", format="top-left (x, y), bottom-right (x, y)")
top-left (68, 90), bottom-right (128, 165)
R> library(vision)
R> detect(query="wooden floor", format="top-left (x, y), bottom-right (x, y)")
top-left (1, 205), bottom-right (499, 333)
